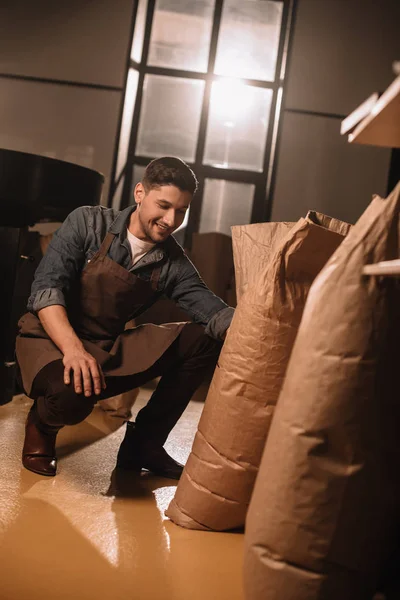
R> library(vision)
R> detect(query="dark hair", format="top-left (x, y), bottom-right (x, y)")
top-left (142, 156), bottom-right (198, 195)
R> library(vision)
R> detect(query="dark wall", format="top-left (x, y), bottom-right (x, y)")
top-left (0, 0), bottom-right (135, 202)
top-left (271, 0), bottom-right (399, 224)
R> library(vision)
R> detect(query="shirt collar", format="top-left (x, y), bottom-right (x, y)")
top-left (108, 205), bottom-right (137, 235)
top-left (107, 204), bottom-right (171, 263)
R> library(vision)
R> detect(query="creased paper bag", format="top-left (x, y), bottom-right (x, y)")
top-left (166, 213), bottom-right (351, 531)
top-left (244, 184), bottom-right (400, 600)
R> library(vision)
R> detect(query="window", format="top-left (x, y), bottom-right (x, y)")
top-left (199, 179), bottom-right (255, 235)
top-left (115, 69), bottom-right (139, 179)
top-left (110, 0), bottom-right (293, 246)
top-left (214, 1), bottom-right (283, 81)
top-left (148, 0), bottom-right (215, 72)
top-left (136, 75), bottom-right (205, 161)
top-left (204, 80), bottom-right (273, 172)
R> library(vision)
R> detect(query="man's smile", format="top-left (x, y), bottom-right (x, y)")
top-left (155, 222), bottom-right (170, 233)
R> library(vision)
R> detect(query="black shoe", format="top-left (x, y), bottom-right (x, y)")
top-left (116, 422), bottom-right (184, 480)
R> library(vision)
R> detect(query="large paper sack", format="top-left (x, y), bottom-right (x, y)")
top-left (244, 184), bottom-right (400, 600)
top-left (167, 214), bottom-right (350, 530)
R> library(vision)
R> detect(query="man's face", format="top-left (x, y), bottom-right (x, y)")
top-left (131, 183), bottom-right (192, 243)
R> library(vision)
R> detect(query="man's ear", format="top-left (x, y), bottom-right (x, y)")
top-left (134, 182), bottom-right (145, 205)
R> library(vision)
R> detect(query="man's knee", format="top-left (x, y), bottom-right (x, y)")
top-left (33, 361), bottom-right (95, 427)
top-left (37, 385), bottom-right (94, 427)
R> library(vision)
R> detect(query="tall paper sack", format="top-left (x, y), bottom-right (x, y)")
top-left (244, 184), bottom-right (400, 600)
top-left (166, 214), bottom-right (350, 531)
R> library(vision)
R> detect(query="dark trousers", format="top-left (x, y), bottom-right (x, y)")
top-left (29, 324), bottom-right (221, 445)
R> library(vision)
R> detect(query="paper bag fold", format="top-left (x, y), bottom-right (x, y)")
top-left (244, 183), bottom-right (400, 600)
top-left (167, 213), bottom-right (351, 531)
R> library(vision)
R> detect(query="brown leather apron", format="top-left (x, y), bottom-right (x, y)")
top-left (16, 231), bottom-right (187, 396)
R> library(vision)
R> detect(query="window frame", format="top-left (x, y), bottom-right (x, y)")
top-left (108, 0), bottom-right (297, 248)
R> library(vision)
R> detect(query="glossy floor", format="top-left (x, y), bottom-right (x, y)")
top-left (0, 390), bottom-right (244, 600)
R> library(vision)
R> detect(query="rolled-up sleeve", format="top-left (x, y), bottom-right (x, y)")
top-left (204, 306), bottom-right (234, 339)
top-left (30, 287), bottom-right (68, 313)
top-left (166, 255), bottom-right (234, 341)
top-left (27, 207), bottom-right (89, 313)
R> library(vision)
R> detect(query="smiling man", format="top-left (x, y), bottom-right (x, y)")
top-left (131, 175), bottom-right (191, 243)
top-left (16, 157), bottom-right (234, 479)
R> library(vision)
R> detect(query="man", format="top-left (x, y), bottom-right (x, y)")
top-left (16, 156), bottom-right (234, 479)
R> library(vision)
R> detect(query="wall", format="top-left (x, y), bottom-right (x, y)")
top-left (1, 0), bottom-right (398, 224)
top-left (0, 0), bottom-right (135, 204)
top-left (271, 0), bottom-right (400, 224)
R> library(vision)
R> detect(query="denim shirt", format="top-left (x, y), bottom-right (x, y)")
top-left (28, 205), bottom-right (234, 340)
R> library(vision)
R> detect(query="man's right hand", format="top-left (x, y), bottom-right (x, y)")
top-left (63, 346), bottom-right (106, 396)
top-left (37, 305), bottom-right (107, 397)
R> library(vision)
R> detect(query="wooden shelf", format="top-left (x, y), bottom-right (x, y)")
top-left (346, 74), bottom-right (400, 148)
top-left (363, 259), bottom-right (400, 276)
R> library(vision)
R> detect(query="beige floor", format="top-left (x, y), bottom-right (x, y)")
top-left (0, 389), bottom-right (244, 600)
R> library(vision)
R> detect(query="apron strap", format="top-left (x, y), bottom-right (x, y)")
top-left (150, 266), bottom-right (162, 291)
top-left (99, 230), bottom-right (161, 290)
top-left (98, 232), bottom-right (115, 258)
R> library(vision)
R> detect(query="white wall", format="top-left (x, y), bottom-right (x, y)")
top-left (271, 0), bottom-right (399, 224)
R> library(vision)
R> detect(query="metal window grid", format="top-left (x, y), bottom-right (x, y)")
top-left (108, 0), bottom-right (298, 247)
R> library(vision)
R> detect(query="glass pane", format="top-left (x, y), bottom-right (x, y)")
top-left (131, 0), bottom-right (148, 63)
top-left (204, 80), bottom-right (272, 172)
top-left (199, 179), bottom-right (255, 236)
top-left (214, 0), bottom-right (283, 81)
top-left (115, 69), bottom-right (139, 179)
top-left (148, 0), bottom-right (215, 72)
top-left (111, 176), bottom-right (125, 210)
top-left (136, 75), bottom-right (205, 161)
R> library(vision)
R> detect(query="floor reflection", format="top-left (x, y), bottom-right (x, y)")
top-left (0, 392), bottom-right (244, 600)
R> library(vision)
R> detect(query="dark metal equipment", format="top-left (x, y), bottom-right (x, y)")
top-left (0, 148), bottom-right (104, 405)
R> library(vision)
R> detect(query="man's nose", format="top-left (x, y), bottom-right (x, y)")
top-left (164, 210), bottom-right (175, 227)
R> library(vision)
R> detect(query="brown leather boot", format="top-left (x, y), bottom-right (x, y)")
top-left (22, 407), bottom-right (58, 476)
